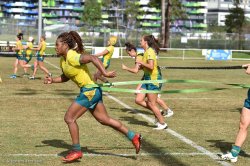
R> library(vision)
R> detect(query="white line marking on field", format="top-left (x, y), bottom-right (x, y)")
top-left (5, 152), bottom-right (225, 157)
top-left (44, 60), bottom-right (60, 70)
top-left (44, 60), bottom-right (232, 166)
top-left (115, 96), bottom-right (227, 100)
top-left (105, 93), bottom-right (232, 166)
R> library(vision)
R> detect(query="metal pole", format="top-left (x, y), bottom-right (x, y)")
top-left (38, 0), bottom-right (42, 40)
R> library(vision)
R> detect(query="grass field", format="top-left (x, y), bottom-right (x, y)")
top-left (0, 57), bottom-right (250, 166)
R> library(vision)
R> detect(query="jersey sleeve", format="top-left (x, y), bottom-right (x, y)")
top-left (67, 51), bottom-right (81, 67)
top-left (148, 48), bottom-right (156, 60)
top-left (106, 46), bottom-right (113, 53)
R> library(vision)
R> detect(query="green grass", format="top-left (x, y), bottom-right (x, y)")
top-left (0, 57), bottom-right (250, 166)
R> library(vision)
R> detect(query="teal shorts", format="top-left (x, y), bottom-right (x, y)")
top-left (141, 83), bottom-right (161, 91)
top-left (16, 53), bottom-right (23, 60)
top-left (244, 89), bottom-right (250, 109)
top-left (23, 55), bottom-right (32, 63)
top-left (75, 87), bottom-right (103, 110)
top-left (36, 53), bottom-right (44, 61)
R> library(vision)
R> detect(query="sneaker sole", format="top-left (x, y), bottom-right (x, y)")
top-left (136, 135), bottom-right (142, 154)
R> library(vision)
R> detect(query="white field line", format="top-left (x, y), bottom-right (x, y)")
top-left (4, 152), bottom-right (224, 157)
top-left (112, 96), bottom-right (228, 100)
top-left (43, 60), bottom-right (232, 166)
top-left (105, 94), bottom-right (232, 166)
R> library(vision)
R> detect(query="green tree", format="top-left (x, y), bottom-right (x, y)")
top-left (149, 0), bottom-right (186, 48)
top-left (82, 0), bottom-right (102, 33)
top-left (225, 0), bottom-right (245, 49)
top-left (124, 1), bottom-right (141, 40)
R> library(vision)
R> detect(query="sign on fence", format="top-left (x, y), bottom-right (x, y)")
top-left (206, 49), bottom-right (232, 60)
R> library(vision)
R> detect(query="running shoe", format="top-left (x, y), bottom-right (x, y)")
top-left (22, 73), bottom-right (29, 77)
top-left (132, 134), bottom-right (142, 154)
top-left (221, 152), bottom-right (238, 163)
top-left (161, 109), bottom-right (174, 118)
top-left (29, 76), bottom-right (35, 80)
top-left (10, 74), bottom-right (17, 79)
top-left (153, 123), bottom-right (168, 130)
top-left (62, 150), bottom-right (83, 162)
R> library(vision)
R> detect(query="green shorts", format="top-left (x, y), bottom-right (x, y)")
top-left (75, 87), bottom-right (103, 110)
top-left (141, 83), bottom-right (161, 91)
top-left (244, 89), bottom-right (250, 109)
top-left (36, 52), bottom-right (44, 61)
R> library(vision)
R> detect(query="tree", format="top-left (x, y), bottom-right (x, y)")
top-left (225, 0), bottom-right (245, 49)
top-left (124, 1), bottom-right (141, 41)
top-left (149, 0), bottom-right (186, 48)
top-left (82, 0), bottom-right (102, 44)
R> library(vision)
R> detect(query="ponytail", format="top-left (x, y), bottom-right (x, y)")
top-left (57, 31), bottom-right (84, 54)
top-left (143, 35), bottom-right (160, 54)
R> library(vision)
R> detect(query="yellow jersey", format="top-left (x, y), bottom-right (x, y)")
top-left (16, 40), bottom-right (23, 55)
top-left (142, 47), bottom-right (160, 81)
top-left (60, 49), bottom-right (95, 88)
top-left (25, 42), bottom-right (33, 57)
top-left (102, 45), bottom-right (114, 67)
top-left (39, 41), bottom-right (46, 56)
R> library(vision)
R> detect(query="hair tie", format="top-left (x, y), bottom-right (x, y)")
top-left (73, 43), bottom-right (78, 50)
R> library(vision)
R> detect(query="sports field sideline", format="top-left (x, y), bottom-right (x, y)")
top-left (0, 57), bottom-right (249, 166)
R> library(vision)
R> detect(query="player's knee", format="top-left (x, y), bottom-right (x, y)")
top-left (239, 121), bottom-right (249, 131)
top-left (64, 115), bottom-right (75, 125)
top-left (135, 98), bottom-right (143, 105)
top-left (97, 117), bottom-right (110, 126)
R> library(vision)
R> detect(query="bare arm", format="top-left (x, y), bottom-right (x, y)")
top-left (44, 74), bottom-right (70, 84)
top-left (136, 59), bottom-right (154, 71)
top-left (242, 64), bottom-right (250, 75)
top-left (122, 63), bottom-right (140, 73)
top-left (80, 54), bottom-right (116, 78)
top-left (33, 43), bottom-right (42, 51)
top-left (94, 49), bottom-right (109, 57)
top-left (12, 44), bottom-right (22, 51)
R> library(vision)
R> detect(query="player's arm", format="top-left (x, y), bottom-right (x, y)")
top-left (122, 63), bottom-right (140, 73)
top-left (137, 59), bottom-right (154, 71)
top-left (94, 49), bottom-right (109, 57)
top-left (80, 54), bottom-right (116, 78)
top-left (44, 74), bottom-right (69, 84)
top-left (33, 43), bottom-right (42, 51)
top-left (12, 44), bottom-right (22, 51)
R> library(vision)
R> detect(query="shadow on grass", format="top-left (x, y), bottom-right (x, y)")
top-left (206, 139), bottom-right (250, 158)
top-left (37, 139), bottom-right (135, 160)
top-left (119, 116), bottom-right (153, 127)
top-left (14, 88), bottom-right (38, 95)
top-left (109, 107), bottom-right (152, 116)
top-left (37, 138), bottom-right (187, 165)
top-left (54, 89), bottom-right (78, 96)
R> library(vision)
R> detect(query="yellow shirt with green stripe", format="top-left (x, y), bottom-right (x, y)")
top-left (142, 47), bottom-right (161, 82)
top-left (60, 50), bottom-right (95, 88)
top-left (39, 41), bottom-right (46, 56)
top-left (136, 53), bottom-right (143, 62)
top-left (102, 45), bottom-right (114, 67)
top-left (25, 42), bottom-right (33, 58)
top-left (16, 40), bottom-right (23, 55)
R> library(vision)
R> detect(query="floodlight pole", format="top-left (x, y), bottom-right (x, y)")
top-left (38, 0), bottom-right (42, 40)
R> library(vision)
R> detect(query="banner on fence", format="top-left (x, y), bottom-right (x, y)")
top-left (206, 49), bottom-right (232, 60)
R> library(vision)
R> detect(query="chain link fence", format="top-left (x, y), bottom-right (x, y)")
top-left (1, 18), bottom-right (250, 50)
